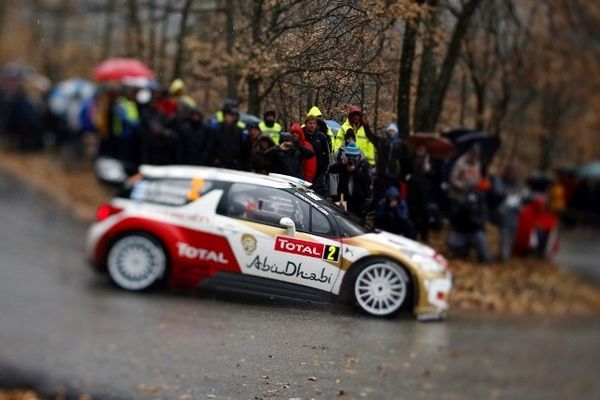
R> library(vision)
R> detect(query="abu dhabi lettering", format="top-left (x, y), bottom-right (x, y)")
top-left (246, 255), bottom-right (333, 284)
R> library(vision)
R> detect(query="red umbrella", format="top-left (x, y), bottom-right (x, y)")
top-left (407, 132), bottom-right (457, 159)
top-left (92, 58), bottom-right (154, 82)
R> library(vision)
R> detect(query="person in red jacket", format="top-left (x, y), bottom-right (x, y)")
top-left (290, 123), bottom-right (316, 182)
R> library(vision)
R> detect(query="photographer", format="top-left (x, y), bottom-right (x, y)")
top-left (328, 142), bottom-right (372, 218)
top-left (270, 132), bottom-right (315, 180)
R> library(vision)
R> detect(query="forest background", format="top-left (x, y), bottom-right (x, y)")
top-left (0, 0), bottom-right (598, 174)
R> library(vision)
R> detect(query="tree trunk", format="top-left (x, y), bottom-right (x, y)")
top-left (157, 3), bottom-right (172, 82)
top-left (0, 0), bottom-right (6, 59)
top-left (126, 0), bottom-right (144, 59)
top-left (415, 0), bottom-right (482, 132)
top-left (458, 74), bottom-right (467, 126)
top-left (100, 0), bottom-right (116, 60)
top-left (247, 0), bottom-right (263, 115)
top-left (225, 0), bottom-right (238, 99)
top-left (396, 15), bottom-right (420, 136)
top-left (471, 76), bottom-right (485, 130)
top-left (147, 0), bottom-right (157, 69)
top-left (414, 0), bottom-right (439, 130)
top-left (374, 78), bottom-right (381, 134)
top-left (172, 0), bottom-right (193, 81)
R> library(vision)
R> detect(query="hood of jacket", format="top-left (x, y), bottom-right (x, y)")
top-left (290, 123), bottom-right (306, 143)
top-left (307, 106), bottom-right (323, 118)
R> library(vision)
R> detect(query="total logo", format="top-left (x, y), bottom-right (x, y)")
top-left (176, 242), bottom-right (229, 264)
top-left (274, 236), bottom-right (340, 262)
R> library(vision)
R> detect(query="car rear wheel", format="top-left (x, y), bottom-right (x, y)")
top-left (352, 260), bottom-right (410, 317)
top-left (107, 234), bottom-right (166, 291)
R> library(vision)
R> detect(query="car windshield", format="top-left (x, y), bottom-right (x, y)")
top-left (291, 188), bottom-right (370, 237)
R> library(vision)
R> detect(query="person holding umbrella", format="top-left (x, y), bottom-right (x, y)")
top-left (449, 143), bottom-right (482, 204)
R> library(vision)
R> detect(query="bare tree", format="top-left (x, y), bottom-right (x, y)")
top-left (100, 0), bottom-right (116, 60)
top-left (172, 0), bottom-right (194, 81)
top-left (396, 2), bottom-right (423, 135)
top-left (415, 0), bottom-right (482, 131)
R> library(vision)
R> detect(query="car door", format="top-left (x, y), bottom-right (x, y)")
top-left (215, 182), bottom-right (342, 292)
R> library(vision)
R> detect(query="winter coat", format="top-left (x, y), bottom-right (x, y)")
top-left (259, 121), bottom-right (283, 144)
top-left (329, 157), bottom-right (372, 216)
top-left (338, 120), bottom-right (376, 167)
top-left (303, 126), bottom-right (331, 179)
top-left (365, 129), bottom-right (411, 180)
top-left (306, 106), bottom-right (338, 150)
top-left (270, 139), bottom-right (315, 179)
top-left (179, 119), bottom-right (212, 165)
top-left (210, 122), bottom-right (248, 170)
top-left (250, 134), bottom-right (277, 175)
top-left (450, 191), bottom-right (488, 234)
top-left (291, 123), bottom-right (317, 182)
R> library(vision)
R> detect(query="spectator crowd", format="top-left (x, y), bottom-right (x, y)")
top-left (1, 69), bottom-right (565, 264)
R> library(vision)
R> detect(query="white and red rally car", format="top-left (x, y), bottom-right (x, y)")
top-left (87, 165), bottom-right (452, 320)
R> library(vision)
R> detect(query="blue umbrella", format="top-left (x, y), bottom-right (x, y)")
top-left (48, 78), bottom-right (96, 117)
top-left (577, 161), bottom-right (600, 179)
top-left (325, 119), bottom-right (341, 136)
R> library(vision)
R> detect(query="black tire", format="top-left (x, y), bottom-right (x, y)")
top-left (107, 234), bottom-right (167, 291)
top-left (345, 258), bottom-right (412, 317)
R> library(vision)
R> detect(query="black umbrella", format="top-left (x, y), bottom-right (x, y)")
top-left (445, 130), bottom-right (501, 167)
top-left (441, 128), bottom-right (480, 143)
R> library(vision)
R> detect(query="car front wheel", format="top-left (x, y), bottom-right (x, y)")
top-left (107, 234), bottom-right (166, 291)
top-left (352, 260), bottom-right (411, 317)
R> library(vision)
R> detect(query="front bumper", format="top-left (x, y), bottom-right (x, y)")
top-left (414, 274), bottom-right (452, 320)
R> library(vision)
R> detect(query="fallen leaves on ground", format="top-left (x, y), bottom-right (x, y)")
top-left (0, 148), bottom-right (110, 221)
top-left (449, 258), bottom-right (600, 314)
top-left (0, 390), bottom-right (42, 400)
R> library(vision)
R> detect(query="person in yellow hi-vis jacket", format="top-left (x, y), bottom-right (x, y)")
top-left (338, 105), bottom-right (376, 168)
top-left (169, 78), bottom-right (197, 109)
top-left (258, 108), bottom-right (283, 144)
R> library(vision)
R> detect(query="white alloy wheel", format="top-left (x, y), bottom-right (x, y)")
top-left (107, 235), bottom-right (166, 291)
top-left (354, 262), bottom-right (409, 316)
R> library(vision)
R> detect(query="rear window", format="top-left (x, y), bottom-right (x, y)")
top-left (122, 178), bottom-right (214, 206)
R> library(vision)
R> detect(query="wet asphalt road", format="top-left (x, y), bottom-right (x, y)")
top-left (1, 172), bottom-right (599, 400)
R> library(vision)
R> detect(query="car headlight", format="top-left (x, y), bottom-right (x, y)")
top-left (402, 251), bottom-right (449, 273)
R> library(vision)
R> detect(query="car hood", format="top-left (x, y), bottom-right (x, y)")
top-left (359, 231), bottom-right (437, 258)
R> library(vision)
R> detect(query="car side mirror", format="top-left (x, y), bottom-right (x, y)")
top-left (279, 217), bottom-right (296, 237)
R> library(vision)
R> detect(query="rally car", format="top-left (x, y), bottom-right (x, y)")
top-left (86, 166), bottom-right (452, 320)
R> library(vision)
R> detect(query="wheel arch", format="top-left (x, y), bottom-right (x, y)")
top-left (340, 255), bottom-right (418, 313)
top-left (98, 218), bottom-right (186, 282)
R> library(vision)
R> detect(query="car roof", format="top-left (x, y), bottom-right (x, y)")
top-left (139, 165), bottom-right (311, 189)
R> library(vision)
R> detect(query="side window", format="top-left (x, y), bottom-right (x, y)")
top-left (311, 208), bottom-right (333, 236)
top-left (222, 183), bottom-right (310, 231)
top-left (127, 178), bottom-right (213, 206)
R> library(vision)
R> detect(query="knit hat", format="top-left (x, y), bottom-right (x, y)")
top-left (247, 122), bottom-right (261, 131)
top-left (279, 132), bottom-right (294, 143)
top-left (385, 123), bottom-right (398, 134)
top-left (385, 186), bottom-right (400, 199)
top-left (348, 105), bottom-right (362, 117)
top-left (344, 141), bottom-right (361, 158)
